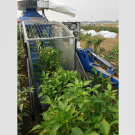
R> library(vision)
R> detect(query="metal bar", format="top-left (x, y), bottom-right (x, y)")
top-left (34, 23), bottom-right (43, 38)
top-left (27, 36), bottom-right (75, 41)
top-left (22, 21), bottom-right (28, 42)
top-left (73, 38), bottom-right (75, 71)
top-left (30, 24), bottom-right (36, 37)
top-left (27, 25), bottom-right (33, 37)
top-left (27, 58), bottom-right (35, 120)
top-left (26, 41), bottom-right (36, 87)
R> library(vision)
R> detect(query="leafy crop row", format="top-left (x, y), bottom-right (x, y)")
top-left (81, 33), bottom-right (105, 53)
top-left (80, 26), bottom-right (119, 33)
top-left (17, 26), bottom-right (34, 135)
top-left (28, 47), bottom-right (119, 135)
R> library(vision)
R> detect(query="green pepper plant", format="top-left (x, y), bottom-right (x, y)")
top-left (39, 47), bottom-right (62, 72)
top-left (28, 47), bottom-right (118, 135)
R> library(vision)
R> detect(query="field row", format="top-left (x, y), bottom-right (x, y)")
top-left (80, 25), bottom-right (119, 33)
top-left (81, 23), bottom-right (119, 28)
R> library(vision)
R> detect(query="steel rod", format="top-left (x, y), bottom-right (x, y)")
top-left (27, 36), bottom-right (75, 41)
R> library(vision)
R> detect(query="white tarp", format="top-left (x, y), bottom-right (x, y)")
top-left (17, 0), bottom-right (76, 17)
top-left (49, 1), bottom-right (76, 17)
top-left (80, 29), bottom-right (117, 38)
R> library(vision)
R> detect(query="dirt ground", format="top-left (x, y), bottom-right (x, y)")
top-left (80, 33), bottom-right (119, 66)
top-left (18, 47), bottom-right (42, 135)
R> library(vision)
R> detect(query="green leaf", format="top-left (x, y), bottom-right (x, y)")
top-left (78, 103), bottom-right (83, 109)
top-left (69, 107), bottom-right (75, 116)
top-left (51, 123), bottom-right (61, 133)
top-left (38, 92), bottom-right (44, 97)
top-left (53, 90), bottom-right (57, 93)
top-left (98, 114), bottom-right (103, 122)
top-left (18, 132), bottom-right (22, 135)
top-left (65, 104), bottom-right (72, 112)
top-left (83, 99), bottom-right (90, 103)
top-left (57, 95), bottom-right (63, 101)
top-left (19, 104), bottom-right (23, 112)
top-left (112, 90), bottom-right (118, 93)
top-left (47, 119), bottom-right (57, 125)
top-left (113, 132), bottom-right (118, 135)
top-left (92, 84), bottom-right (101, 91)
top-left (18, 122), bottom-right (24, 126)
top-left (93, 99), bottom-right (103, 104)
top-left (110, 120), bottom-right (118, 126)
top-left (113, 114), bottom-right (118, 120)
top-left (101, 108), bottom-right (107, 113)
top-left (28, 125), bottom-right (41, 133)
top-left (80, 106), bottom-right (87, 112)
top-left (58, 101), bottom-right (65, 110)
top-left (87, 133), bottom-right (100, 135)
top-left (76, 116), bottom-right (84, 122)
top-left (93, 116), bottom-right (98, 123)
top-left (84, 80), bottom-right (92, 86)
top-left (82, 91), bottom-right (88, 95)
top-left (46, 96), bottom-right (51, 102)
top-left (84, 119), bottom-right (92, 124)
top-left (108, 107), bottom-right (118, 113)
top-left (18, 127), bottom-right (22, 130)
top-left (64, 101), bottom-right (68, 108)
top-left (100, 119), bottom-right (110, 135)
top-left (94, 123), bottom-right (100, 129)
top-left (107, 83), bottom-right (112, 90)
top-left (21, 112), bottom-right (29, 116)
top-left (71, 127), bottom-right (84, 135)
top-left (84, 128), bottom-right (92, 135)
top-left (66, 83), bottom-right (75, 87)
top-left (43, 113), bottom-right (50, 121)
top-left (75, 79), bottom-right (79, 85)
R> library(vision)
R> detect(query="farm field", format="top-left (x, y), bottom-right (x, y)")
top-left (18, 24), bottom-right (119, 135)
top-left (80, 26), bottom-right (119, 69)
top-left (80, 34), bottom-right (119, 66)
top-left (81, 23), bottom-right (119, 28)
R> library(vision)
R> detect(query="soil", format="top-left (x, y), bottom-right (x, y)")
top-left (80, 33), bottom-right (119, 66)
top-left (18, 46), bottom-right (42, 135)
top-left (80, 32), bottom-right (119, 90)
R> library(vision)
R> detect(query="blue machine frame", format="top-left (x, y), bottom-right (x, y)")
top-left (77, 48), bottom-right (119, 88)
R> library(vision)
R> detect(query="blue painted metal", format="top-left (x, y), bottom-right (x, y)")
top-left (22, 9), bottom-right (42, 17)
top-left (19, 8), bottom-right (47, 24)
top-left (77, 48), bottom-right (119, 88)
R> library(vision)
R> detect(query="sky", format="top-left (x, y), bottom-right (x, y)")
top-left (17, 0), bottom-right (118, 22)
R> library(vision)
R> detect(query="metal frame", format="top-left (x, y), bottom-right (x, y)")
top-left (77, 48), bottom-right (119, 88)
top-left (62, 22), bottom-right (80, 41)
top-left (27, 58), bottom-right (35, 120)
top-left (22, 21), bottom-right (74, 43)
top-left (26, 40), bottom-right (36, 87)
top-left (22, 20), bottom-right (76, 72)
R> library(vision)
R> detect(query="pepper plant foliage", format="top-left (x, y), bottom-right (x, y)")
top-left (29, 47), bottom-right (118, 135)
top-left (39, 47), bottom-right (62, 72)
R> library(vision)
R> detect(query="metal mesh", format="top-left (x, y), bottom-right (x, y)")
top-left (23, 21), bottom-right (74, 40)
top-left (22, 21), bottom-right (75, 71)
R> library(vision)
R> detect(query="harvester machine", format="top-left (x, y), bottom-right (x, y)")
top-left (17, 0), bottom-right (119, 120)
